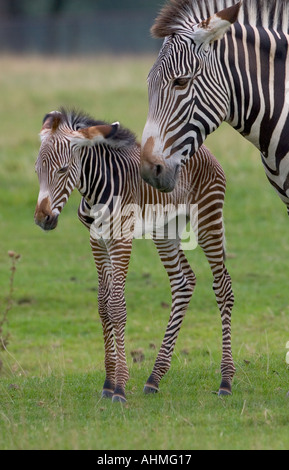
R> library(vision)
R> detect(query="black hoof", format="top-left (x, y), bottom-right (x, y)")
top-left (143, 384), bottom-right (159, 395)
top-left (102, 389), bottom-right (114, 399)
top-left (112, 394), bottom-right (127, 404)
top-left (218, 388), bottom-right (232, 396)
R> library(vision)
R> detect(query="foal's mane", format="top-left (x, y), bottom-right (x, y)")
top-left (57, 108), bottom-right (137, 147)
top-left (152, 0), bottom-right (289, 37)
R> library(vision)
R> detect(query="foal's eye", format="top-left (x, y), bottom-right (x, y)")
top-left (173, 77), bottom-right (190, 88)
top-left (57, 166), bottom-right (69, 175)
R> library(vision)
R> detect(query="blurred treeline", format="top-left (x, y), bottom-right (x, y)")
top-left (0, 0), bottom-right (162, 54)
top-left (0, 0), bottom-right (159, 16)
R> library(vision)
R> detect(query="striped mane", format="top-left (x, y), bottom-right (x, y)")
top-left (55, 108), bottom-right (137, 147)
top-left (152, 0), bottom-right (289, 37)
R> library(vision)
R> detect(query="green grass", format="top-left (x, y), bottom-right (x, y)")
top-left (0, 55), bottom-right (289, 450)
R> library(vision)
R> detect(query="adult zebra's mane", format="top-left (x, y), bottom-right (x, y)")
top-left (152, 0), bottom-right (289, 37)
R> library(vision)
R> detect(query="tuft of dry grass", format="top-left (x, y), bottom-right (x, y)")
top-left (0, 251), bottom-right (21, 355)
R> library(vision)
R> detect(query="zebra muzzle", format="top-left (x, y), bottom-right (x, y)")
top-left (141, 160), bottom-right (180, 193)
top-left (34, 196), bottom-right (59, 231)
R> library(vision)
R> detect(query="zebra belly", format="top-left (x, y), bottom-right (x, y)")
top-left (89, 201), bottom-right (197, 244)
top-left (133, 205), bottom-right (194, 242)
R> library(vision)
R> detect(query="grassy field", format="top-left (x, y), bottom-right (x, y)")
top-left (0, 55), bottom-right (289, 450)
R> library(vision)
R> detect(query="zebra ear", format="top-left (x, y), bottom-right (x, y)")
top-left (40, 111), bottom-right (63, 141)
top-left (41, 111), bottom-right (63, 132)
top-left (192, 2), bottom-right (241, 46)
top-left (70, 123), bottom-right (119, 147)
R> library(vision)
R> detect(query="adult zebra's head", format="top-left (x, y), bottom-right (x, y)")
top-left (34, 110), bottom-right (119, 231)
top-left (141, 1), bottom-right (241, 192)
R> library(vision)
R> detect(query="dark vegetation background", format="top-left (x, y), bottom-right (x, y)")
top-left (0, 0), bottom-right (162, 55)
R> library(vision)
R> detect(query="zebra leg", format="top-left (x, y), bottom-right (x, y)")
top-left (199, 236), bottom-right (235, 396)
top-left (106, 239), bottom-right (132, 403)
top-left (90, 238), bottom-right (116, 399)
top-left (213, 268), bottom-right (235, 395)
top-left (144, 238), bottom-right (196, 394)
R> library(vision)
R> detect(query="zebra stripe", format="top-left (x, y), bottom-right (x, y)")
top-left (141, 0), bottom-right (289, 210)
top-left (35, 109), bottom-right (235, 401)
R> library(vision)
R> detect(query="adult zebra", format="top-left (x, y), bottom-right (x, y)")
top-left (141, 0), bottom-right (289, 212)
top-left (34, 109), bottom-right (234, 402)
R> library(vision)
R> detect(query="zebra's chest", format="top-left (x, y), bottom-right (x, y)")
top-left (261, 151), bottom-right (289, 205)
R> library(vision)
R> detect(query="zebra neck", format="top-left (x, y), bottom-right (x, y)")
top-left (223, 23), bottom-right (289, 159)
top-left (77, 144), bottom-right (141, 207)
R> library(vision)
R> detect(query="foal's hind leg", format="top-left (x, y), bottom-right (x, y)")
top-left (144, 238), bottom-right (196, 394)
top-left (199, 234), bottom-right (235, 396)
top-left (213, 267), bottom-right (235, 395)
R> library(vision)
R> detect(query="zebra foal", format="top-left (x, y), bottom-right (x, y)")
top-left (34, 109), bottom-right (235, 402)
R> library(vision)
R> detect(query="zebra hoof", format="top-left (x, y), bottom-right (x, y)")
top-left (218, 388), bottom-right (232, 397)
top-left (102, 389), bottom-right (114, 399)
top-left (112, 394), bottom-right (127, 404)
top-left (143, 384), bottom-right (159, 395)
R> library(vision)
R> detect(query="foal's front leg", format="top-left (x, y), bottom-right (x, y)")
top-left (90, 238), bottom-right (116, 398)
top-left (107, 239), bottom-right (132, 403)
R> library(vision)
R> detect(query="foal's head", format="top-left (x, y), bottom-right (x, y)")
top-left (34, 110), bottom-right (119, 231)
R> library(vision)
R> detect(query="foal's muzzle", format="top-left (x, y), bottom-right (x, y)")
top-left (35, 213), bottom-right (59, 231)
top-left (34, 197), bottom-right (59, 231)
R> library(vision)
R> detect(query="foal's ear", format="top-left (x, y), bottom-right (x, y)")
top-left (70, 123), bottom-right (120, 147)
top-left (192, 2), bottom-right (241, 46)
top-left (41, 111), bottom-right (63, 133)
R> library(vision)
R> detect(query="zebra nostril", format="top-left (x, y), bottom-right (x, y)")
top-left (156, 164), bottom-right (163, 177)
top-left (41, 213), bottom-right (58, 231)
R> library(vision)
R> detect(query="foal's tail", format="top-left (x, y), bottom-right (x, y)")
top-left (222, 224), bottom-right (227, 263)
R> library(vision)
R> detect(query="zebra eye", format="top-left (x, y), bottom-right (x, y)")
top-left (173, 77), bottom-right (190, 88)
top-left (57, 166), bottom-right (69, 175)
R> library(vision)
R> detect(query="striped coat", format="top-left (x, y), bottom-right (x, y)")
top-left (141, 0), bottom-right (289, 212)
